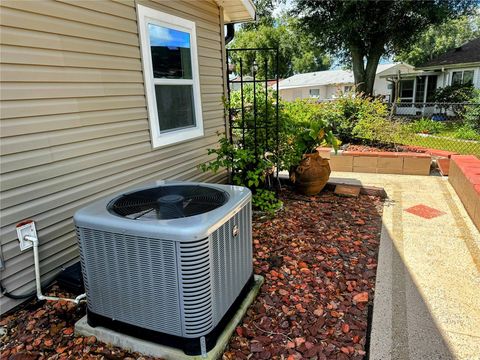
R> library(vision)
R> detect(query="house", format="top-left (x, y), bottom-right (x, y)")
top-left (382, 37), bottom-right (480, 116)
top-left (229, 75), bottom-right (253, 91)
top-left (0, 0), bottom-right (255, 312)
top-left (277, 63), bottom-right (414, 102)
top-left (416, 37), bottom-right (480, 91)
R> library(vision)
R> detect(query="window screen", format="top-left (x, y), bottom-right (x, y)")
top-left (155, 85), bottom-right (195, 132)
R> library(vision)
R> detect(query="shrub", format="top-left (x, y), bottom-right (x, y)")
top-left (453, 125), bottom-right (480, 141)
top-left (463, 91), bottom-right (480, 132)
top-left (434, 83), bottom-right (476, 117)
top-left (252, 189), bottom-right (283, 216)
top-left (408, 118), bottom-right (446, 134)
top-left (201, 133), bottom-right (283, 214)
top-left (328, 93), bottom-right (389, 143)
top-left (434, 83), bottom-right (476, 103)
top-left (281, 99), bottom-right (339, 170)
top-left (201, 85), bottom-right (283, 214)
top-left (353, 116), bottom-right (409, 145)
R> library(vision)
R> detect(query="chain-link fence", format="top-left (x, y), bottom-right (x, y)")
top-left (383, 102), bottom-right (480, 156)
top-left (387, 102), bottom-right (478, 122)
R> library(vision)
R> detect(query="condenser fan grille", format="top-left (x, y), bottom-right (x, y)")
top-left (108, 185), bottom-right (229, 220)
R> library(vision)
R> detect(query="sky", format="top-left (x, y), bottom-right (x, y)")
top-left (149, 24), bottom-right (190, 48)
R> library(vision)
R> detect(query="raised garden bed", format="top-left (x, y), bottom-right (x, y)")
top-left (449, 155), bottom-right (480, 231)
top-left (318, 147), bottom-right (432, 175)
top-left (1, 188), bottom-right (384, 360)
top-left (344, 144), bottom-right (425, 154)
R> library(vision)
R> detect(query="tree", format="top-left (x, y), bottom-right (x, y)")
top-left (241, 0), bottom-right (278, 30)
top-left (229, 19), bottom-right (331, 79)
top-left (292, 0), bottom-right (478, 95)
top-left (395, 13), bottom-right (480, 66)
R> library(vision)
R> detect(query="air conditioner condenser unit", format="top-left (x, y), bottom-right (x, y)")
top-left (74, 181), bottom-right (253, 355)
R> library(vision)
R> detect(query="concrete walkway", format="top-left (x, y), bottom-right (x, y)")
top-left (330, 172), bottom-right (480, 360)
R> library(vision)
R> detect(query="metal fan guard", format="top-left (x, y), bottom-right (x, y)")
top-left (107, 185), bottom-right (229, 220)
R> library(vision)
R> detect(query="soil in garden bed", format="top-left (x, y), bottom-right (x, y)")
top-left (224, 187), bottom-right (384, 360)
top-left (345, 143), bottom-right (426, 153)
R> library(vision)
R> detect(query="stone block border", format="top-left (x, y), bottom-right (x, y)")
top-left (318, 148), bottom-right (432, 176)
top-left (449, 155), bottom-right (480, 231)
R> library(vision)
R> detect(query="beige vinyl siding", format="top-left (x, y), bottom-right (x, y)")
top-left (0, 0), bottom-right (227, 312)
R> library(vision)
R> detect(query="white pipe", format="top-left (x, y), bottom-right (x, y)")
top-left (24, 235), bottom-right (86, 304)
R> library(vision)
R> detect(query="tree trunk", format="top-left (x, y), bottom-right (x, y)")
top-left (350, 42), bottom-right (384, 97)
top-left (350, 46), bottom-right (366, 94)
top-left (364, 45), bottom-right (383, 96)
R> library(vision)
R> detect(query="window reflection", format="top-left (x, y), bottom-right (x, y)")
top-left (148, 23), bottom-right (192, 79)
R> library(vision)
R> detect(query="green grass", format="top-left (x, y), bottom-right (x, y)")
top-left (398, 134), bottom-right (480, 156)
top-left (436, 123), bottom-right (480, 141)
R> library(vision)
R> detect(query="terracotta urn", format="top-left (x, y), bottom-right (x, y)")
top-left (291, 151), bottom-right (331, 195)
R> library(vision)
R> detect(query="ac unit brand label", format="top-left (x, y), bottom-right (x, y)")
top-left (232, 225), bottom-right (239, 237)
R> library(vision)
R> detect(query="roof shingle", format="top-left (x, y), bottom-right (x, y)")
top-left (278, 64), bottom-right (398, 90)
top-left (418, 37), bottom-right (480, 68)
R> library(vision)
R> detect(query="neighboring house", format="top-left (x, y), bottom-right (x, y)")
top-left (229, 75), bottom-right (253, 91)
top-left (416, 37), bottom-right (480, 91)
top-left (277, 63), bottom-right (414, 102)
top-left (382, 37), bottom-right (480, 116)
top-left (0, 0), bottom-right (255, 312)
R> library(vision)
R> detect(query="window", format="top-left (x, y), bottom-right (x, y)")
top-left (451, 71), bottom-right (463, 85)
top-left (415, 76), bottom-right (426, 103)
top-left (137, 5), bottom-right (203, 148)
top-left (399, 79), bottom-right (414, 102)
top-left (463, 70), bottom-right (474, 85)
top-left (309, 88), bottom-right (320, 97)
top-left (426, 75), bottom-right (438, 102)
top-left (451, 70), bottom-right (474, 86)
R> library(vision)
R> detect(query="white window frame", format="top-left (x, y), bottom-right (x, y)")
top-left (309, 88), bottom-right (320, 98)
top-left (399, 79), bottom-right (415, 103)
top-left (450, 69), bottom-right (475, 86)
top-left (136, 4), bottom-right (204, 148)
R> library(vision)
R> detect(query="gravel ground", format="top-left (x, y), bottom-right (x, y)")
top-left (1, 188), bottom-right (383, 360)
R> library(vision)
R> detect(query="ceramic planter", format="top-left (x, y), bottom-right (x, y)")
top-left (291, 151), bottom-right (331, 195)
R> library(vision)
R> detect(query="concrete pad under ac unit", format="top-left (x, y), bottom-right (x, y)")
top-left (75, 275), bottom-right (264, 360)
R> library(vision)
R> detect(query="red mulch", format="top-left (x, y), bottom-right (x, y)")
top-left (346, 144), bottom-right (426, 153)
top-left (224, 188), bottom-right (384, 360)
top-left (1, 188), bottom-right (383, 360)
top-left (0, 289), bottom-right (161, 360)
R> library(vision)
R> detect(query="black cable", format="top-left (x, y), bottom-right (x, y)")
top-left (0, 281), bottom-right (35, 300)
top-left (0, 276), bottom-right (58, 300)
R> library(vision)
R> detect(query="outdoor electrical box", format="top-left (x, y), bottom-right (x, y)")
top-left (16, 220), bottom-right (37, 251)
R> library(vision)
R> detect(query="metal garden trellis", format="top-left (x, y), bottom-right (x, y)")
top-left (225, 47), bottom-right (280, 190)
